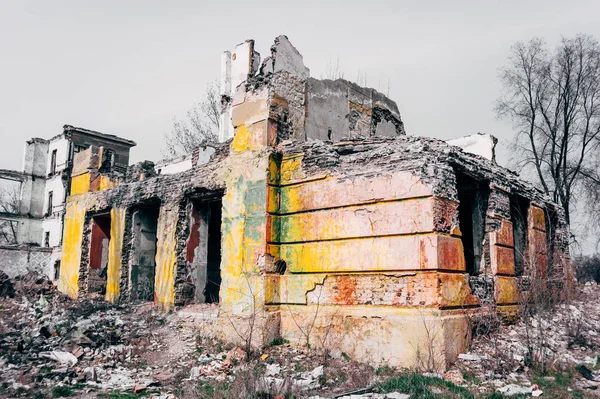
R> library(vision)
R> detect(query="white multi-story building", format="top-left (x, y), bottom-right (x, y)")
top-left (0, 125), bottom-right (135, 279)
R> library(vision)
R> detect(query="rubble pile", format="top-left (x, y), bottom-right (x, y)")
top-left (3, 275), bottom-right (600, 398)
top-left (0, 271), bottom-right (401, 398)
top-left (0, 274), bottom-right (174, 397)
top-left (445, 283), bottom-right (600, 397)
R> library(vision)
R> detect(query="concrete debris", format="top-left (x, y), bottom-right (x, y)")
top-left (321, 393), bottom-right (410, 399)
top-left (40, 351), bottom-right (78, 366)
top-left (445, 284), bottom-right (600, 397)
top-left (266, 362), bottom-right (281, 376)
top-left (295, 365), bottom-right (325, 390)
top-left (1, 277), bottom-right (600, 397)
top-left (383, 394), bottom-right (411, 399)
top-left (497, 384), bottom-right (535, 396)
top-left (457, 353), bottom-right (482, 361)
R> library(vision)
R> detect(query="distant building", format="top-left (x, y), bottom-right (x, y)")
top-left (0, 125), bottom-right (135, 279)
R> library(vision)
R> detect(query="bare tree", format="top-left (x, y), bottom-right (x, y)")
top-left (163, 81), bottom-right (220, 157)
top-left (496, 35), bottom-right (600, 226)
top-left (0, 185), bottom-right (19, 244)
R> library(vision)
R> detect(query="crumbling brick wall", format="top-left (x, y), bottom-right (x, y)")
top-left (59, 144), bottom-right (232, 307)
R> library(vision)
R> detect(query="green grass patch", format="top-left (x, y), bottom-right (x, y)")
top-left (378, 373), bottom-right (474, 398)
top-left (51, 386), bottom-right (75, 398)
top-left (462, 372), bottom-right (481, 386)
top-left (98, 391), bottom-right (152, 399)
top-left (268, 337), bottom-right (289, 347)
top-left (375, 365), bottom-right (397, 376)
top-left (593, 355), bottom-right (600, 370)
top-left (531, 369), bottom-right (586, 399)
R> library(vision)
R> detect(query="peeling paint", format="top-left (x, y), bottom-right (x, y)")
top-left (105, 208), bottom-right (125, 303)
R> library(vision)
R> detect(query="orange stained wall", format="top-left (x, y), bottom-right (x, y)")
top-left (265, 154), bottom-right (479, 309)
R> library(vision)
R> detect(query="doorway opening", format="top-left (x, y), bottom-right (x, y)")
top-left (510, 195), bottom-right (530, 277)
top-left (130, 204), bottom-right (160, 301)
top-left (186, 197), bottom-right (223, 304)
top-left (89, 213), bottom-right (111, 294)
top-left (456, 172), bottom-right (490, 275)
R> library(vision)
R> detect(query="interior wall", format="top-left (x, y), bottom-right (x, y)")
top-left (130, 206), bottom-right (159, 301)
top-left (88, 214), bottom-right (111, 294)
top-left (186, 198), bottom-right (222, 304)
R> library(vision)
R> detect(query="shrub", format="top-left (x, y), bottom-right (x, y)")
top-left (575, 254), bottom-right (600, 283)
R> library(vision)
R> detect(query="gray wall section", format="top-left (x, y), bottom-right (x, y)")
top-left (22, 139), bottom-right (49, 176)
top-left (304, 77), bottom-right (405, 142)
top-left (0, 245), bottom-right (52, 279)
top-left (305, 78), bottom-right (350, 142)
top-left (375, 120), bottom-right (398, 137)
top-left (372, 90), bottom-right (401, 119)
top-left (71, 133), bottom-right (132, 169)
top-left (129, 208), bottom-right (159, 301)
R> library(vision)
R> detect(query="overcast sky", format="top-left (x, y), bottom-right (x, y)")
top-left (1, 0), bottom-right (599, 247)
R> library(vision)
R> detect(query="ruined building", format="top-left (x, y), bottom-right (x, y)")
top-left (50, 36), bottom-right (570, 368)
top-left (0, 126), bottom-right (135, 279)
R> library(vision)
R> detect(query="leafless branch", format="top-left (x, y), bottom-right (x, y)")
top-left (163, 81), bottom-right (220, 157)
top-left (497, 35), bottom-right (600, 228)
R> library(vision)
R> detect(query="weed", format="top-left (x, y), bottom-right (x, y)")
top-left (531, 369), bottom-right (585, 399)
top-left (51, 386), bottom-right (75, 398)
top-left (593, 355), bottom-right (600, 370)
top-left (98, 391), bottom-right (151, 399)
top-left (485, 393), bottom-right (507, 399)
top-left (375, 365), bottom-right (397, 377)
top-left (268, 337), bottom-right (289, 347)
top-left (378, 373), bottom-right (474, 399)
top-left (342, 352), bottom-right (351, 361)
top-left (462, 371), bottom-right (481, 385)
top-left (318, 374), bottom-right (327, 386)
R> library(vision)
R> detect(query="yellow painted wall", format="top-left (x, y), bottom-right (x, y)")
top-left (58, 200), bottom-right (87, 298)
top-left (269, 198), bottom-right (437, 243)
top-left (219, 150), bottom-right (271, 313)
top-left (98, 175), bottom-right (115, 191)
top-left (154, 204), bottom-right (179, 310)
top-left (70, 173), bottom-right (91, 196)
top-left (265, 149), bottom-right (475, 314)
top-left (105, 208), bottom-right (126, 303)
